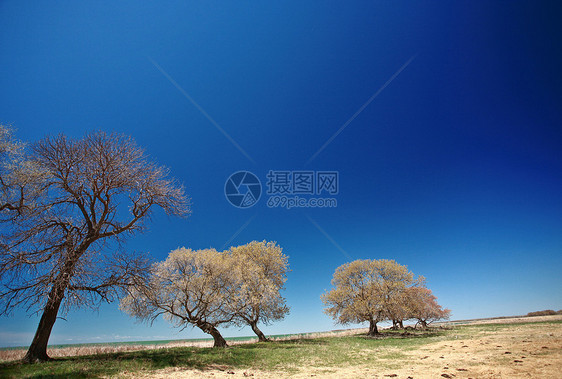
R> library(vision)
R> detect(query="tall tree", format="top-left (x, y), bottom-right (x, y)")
top-left (228, 241), bottom-right (289, 342)
top-left (121, 248), bottom-right (236, 347)
top-left (321, 259), bottom-right (421, 336)
top-left (0, 131), bottom-right (189, 362)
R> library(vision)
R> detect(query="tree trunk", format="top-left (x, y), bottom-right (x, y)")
top-left (209, 326), bottom-right (227, 347)
top-left (23, 288), bottom-right (65, 362)
top-left (250, 321), bottom-right (268, 342)
top-left (416, 319), bottom-right (428, 329)
top-left (198, 322), bottom-right (228, 347)
top-left (368, 319), bottom-right (379, 336)
top-left (23, 246), bottom-right (88, 363)
top-left (398, 320), bottom-right (404, 329)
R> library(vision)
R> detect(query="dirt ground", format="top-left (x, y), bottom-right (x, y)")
top-left (128, 315), bottom-right (562, 378)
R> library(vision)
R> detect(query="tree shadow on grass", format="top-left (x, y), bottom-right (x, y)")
top-left (0, 346), bottom-right (258, 379)
top-left (359, 330), bottom-right (445, 340)
top-left (266, 338), bottom-right (329, 346)
top-left (0, 339), bottom-right (330, 379)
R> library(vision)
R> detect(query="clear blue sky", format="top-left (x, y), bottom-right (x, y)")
top-left (1, 1), bottom-right (561, 347)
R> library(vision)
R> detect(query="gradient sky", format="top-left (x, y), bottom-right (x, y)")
top-left (1, 1), bottom-right (561, 347)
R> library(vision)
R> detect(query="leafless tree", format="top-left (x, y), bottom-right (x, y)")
top-left (0, 130), bottom-right (190, 362)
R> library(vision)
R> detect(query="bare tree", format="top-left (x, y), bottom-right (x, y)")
top-left (228, 241), bottom-right (289, 342)
top-left (0, 131), bottom-right (189, 362)
top-left (321, 259), bottom-right (421, 336)
top-left (121, 248), bottom-right (236, 347)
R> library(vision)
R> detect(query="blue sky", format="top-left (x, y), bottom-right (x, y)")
top-left (1, 1), bottom-right (561, 347)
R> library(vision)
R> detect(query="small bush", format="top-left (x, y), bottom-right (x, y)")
top-left (527, 310), bottom-right (556, 317)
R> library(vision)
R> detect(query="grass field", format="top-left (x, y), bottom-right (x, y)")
top-left (1, 316), bottom-right (561, 378)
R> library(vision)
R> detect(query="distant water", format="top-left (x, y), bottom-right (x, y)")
top-left (0, 332), bottom-right (316, 351)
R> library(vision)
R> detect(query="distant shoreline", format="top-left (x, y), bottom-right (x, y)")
top-left (3, 313), bottom-right (560, 351)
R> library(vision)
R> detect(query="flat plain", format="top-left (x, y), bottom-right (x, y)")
top-left (1, 315), bottom-right (560, 378)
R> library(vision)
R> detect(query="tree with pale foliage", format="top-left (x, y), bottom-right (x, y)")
top-left (121, 241), bottom-right (290, 346)
top-left (321, 259), bottom-right (422, 336)
top-left (0, 125), bottom-right (23, 213)
top-left (385, 287), bottom-right (415, 330)
top-left (406, 287), bottom-right (450, 328)
top-left (228, 241), bottom-right (290, 342)
top-left (0, 130), bottom-right (189, 362)
top-left (0, 125), bottom-right (44, 216)
top-left (121, 247), bottom-right (238, 347)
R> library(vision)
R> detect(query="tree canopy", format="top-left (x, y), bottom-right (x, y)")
top-left (322, 259), bottom-right (447, 335)
top-left (228, 241), bottom-right (290, 341)
top-left (121, 247), bottom-right (235, 347)
top-left (121, 241), bottom-right (290, 346)
top-left (406, 287), bottom-right (451, 328)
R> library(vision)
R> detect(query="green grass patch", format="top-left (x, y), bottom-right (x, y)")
top-left (0, 329), bottom-right (444, 378)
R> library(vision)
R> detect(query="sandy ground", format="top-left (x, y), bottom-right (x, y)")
top-left (126, 315), bottom-right (562, 378)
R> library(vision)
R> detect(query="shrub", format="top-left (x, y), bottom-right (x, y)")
top-left (526, 310), bottom-right (556, 317)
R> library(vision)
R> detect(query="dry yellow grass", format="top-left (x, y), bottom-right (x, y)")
top-left (0, 344), bottom-right (151, 362)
